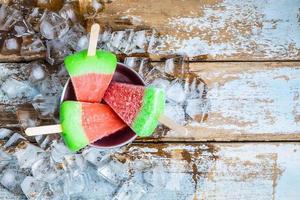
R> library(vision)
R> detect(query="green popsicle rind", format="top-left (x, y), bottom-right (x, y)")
top-left (60, 101), bottom-right (89, 152)
top-left (64, 49), bottom-right (117, 76)
top-left (132, 87), bottom-right (165, 137)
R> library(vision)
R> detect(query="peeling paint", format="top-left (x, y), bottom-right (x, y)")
top-left (98, 0), bottom-right (300, 60)
top-left (200, 66), bottom-right (300, 134)
top-left (163, 0), bottom-right (300, 59)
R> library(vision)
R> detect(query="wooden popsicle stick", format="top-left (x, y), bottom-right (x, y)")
top-left (25, 115), bottom-right (188, 136)
top-left (87, 23), bottom-right (100, 56)
top-left (158, 114), bottom-right (188, 135)
top-left (25, 124), bottom-right (62, 136)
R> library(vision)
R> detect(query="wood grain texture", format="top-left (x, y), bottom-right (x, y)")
top-left (113, 142), bottom-right (300, 200)
top-left (95, 0), bottom-right (300, 61)
top-left (147, 62), bottom-right (300, 141)
top-left (0, 53), bottom-right (45, 63)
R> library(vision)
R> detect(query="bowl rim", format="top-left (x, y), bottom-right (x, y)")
top-left (60, 62), bottom-right (145, 149)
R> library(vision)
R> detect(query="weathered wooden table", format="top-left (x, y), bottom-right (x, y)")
top-left (1, 0), bottom-right (300, 199)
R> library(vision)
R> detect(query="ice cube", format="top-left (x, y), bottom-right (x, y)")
top-left (184, 74), bottom-right (207, 99)
top-left (147, 29), bottom-right (160, 53)
top-left (13, 143), bottom-right (44, 169)
top-left (1, 38), bottom-right (20, 54)
top-left (59, 24), bottom-right (87, 51)
top-left (46, 39), bottom-right (72, 65)
top-left (0, 5), bottom-right (23, 31)
top-left (76, 35), bottom-right (89, 51)
top-left (32, 94), bottom-right (58, 119)
top-left (149, 78), bottom-right (171, 93)
top-left (0, 151), bottom-right (12, 172)
top-left (131, 30), bottom-right (149, 51)
top-left (186, 99), bottom-right (210, 122)
top-left (36, 186), bottom-right (61, 200)
top-left (84, 173), bottom-right (116, 199)
top-left (98, 29), bottom-right (112, 49)
top-left (124, 57), bottom-right (136, 68)
top-left (50, 141), bottom-right (72, 163)
top-left (63, 171), bottom-right (89, 196)
top-left (113, 181), bottom-right (146, 200)
top-left (166, 81), bottom-right (186, 103)
top-left (31, 157), bottom-right (61, 182)
top-left (3, 133), bottom-right (25, 149)
top-left (25, 7), bottom-right (46, 32)
top-left (40, 12), bottom-right (69, 39)
top-left (128, 30), bottom-right (154, 54)
top-left (64, 173), bottom-right (88, 196)
top-left (124, 57), bottom-right (153, 78)
top-left (13, 20), bottom-right (34, 37)
top-left (1, 79), bottom-right (23, 98)
top-left (0, 128), bottom-right (13, 140)
top-left (107, 31), bottom-right (125, 52)
top-left (34, 135), bottom-right (46, 146)
top-left (35, 74), bottom-right (63, 97)
top-left (0, 169), bottom-right (26, 194)
top-left (107, 29), bottom-right (134, 53)
top-left (38, 134), bottom-right (61, 150)
top-left (87, 186), bottom-right (116, 199)
top-left (82, 147), bottom-right (110, 167)
top-left (164, 56), bottom-right (189, 78)
top-left (48, 176), bottom-right (66, 197)
top-left (56, 64), bottom-right (69, 86)
top-left (97, 158), bottom-right (130, 185)
top-left (20, 35), bottom-right (46, 56)
top-left (1, 78), bottom-right (38, 100)
top-left (28, 62), bottom-right (46, 83)
top-left (14, 24), bottom-right (28, 36)
top-left (63, 154), bottom-right (86, 172)
top-left (144, 67), bottom-right (170, 85)
top-left (40, 20), bottom-right (54, 39)
top-left (21, 176), bottom-right (46, 199)
top-left (164, 103), bottom-right (186, 125)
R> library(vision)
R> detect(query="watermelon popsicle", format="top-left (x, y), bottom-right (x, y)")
top-left (64, 23), bottom-right (116, 103)
top-left (64, 49), bottom-right (117, 102)
top-left (103, 82), bottom-right (187, 137)
top-left (25, 101), bottom-right (126, 151)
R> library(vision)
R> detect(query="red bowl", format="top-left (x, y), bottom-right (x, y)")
top-left (60, 62), bottom-right (145, 148)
